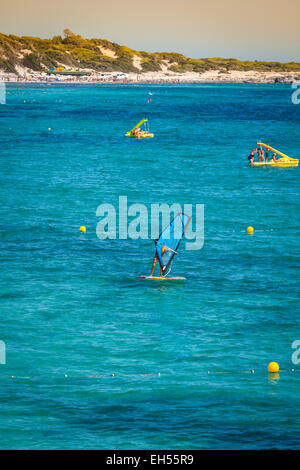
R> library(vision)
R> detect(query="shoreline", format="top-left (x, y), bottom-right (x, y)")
top-left (1, 70), bottom-right (300, 85)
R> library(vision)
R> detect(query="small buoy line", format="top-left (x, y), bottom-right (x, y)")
top-left (5, 364), bottom-right (298, 380)
top-left (222, 228), bottom-right (276, 233)
top-left (223, 226), bottom-right (300, 234)
top-left (78, 225), bottom-right (300, 235)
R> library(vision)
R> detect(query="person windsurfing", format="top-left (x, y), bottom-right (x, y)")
top-left (149, 243), bottom-right (177, 277)
top-left (138, 213), bottom-right (191, 281)
top-left (150, 243), bottom-right (167, 277)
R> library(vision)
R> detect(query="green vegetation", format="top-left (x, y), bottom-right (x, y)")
top-left (0, 31), bottom-right (300, 75)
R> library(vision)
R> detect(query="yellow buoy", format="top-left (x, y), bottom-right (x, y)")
top-left (79, 226), bottom-right (86, 233)
top-left (247, 226), bottom-right (254, 234)
top-left (268, 362), bottom-right (279, 373)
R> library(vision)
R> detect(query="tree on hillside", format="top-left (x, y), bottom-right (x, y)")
top-left (63, 29), bottom-right (76, 38)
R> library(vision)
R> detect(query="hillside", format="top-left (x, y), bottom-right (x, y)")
top-left (1, 29), bottom-right (300, 76)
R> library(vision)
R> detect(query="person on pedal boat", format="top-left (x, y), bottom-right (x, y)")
top-left (271, 153), bottom-right (280, 163)
top-left (248, 149), bottom-right (256, 165)
top-left (265, 148), bottom-right (269, 162)
top-left (258, 149), bottom-right (265, 162)
top-left (133, 128), bottom-right (141, 138)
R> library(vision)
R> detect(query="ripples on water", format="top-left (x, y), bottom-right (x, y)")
top-left (0, 83), bottom-right (299, 449)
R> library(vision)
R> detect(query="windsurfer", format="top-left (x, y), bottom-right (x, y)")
top-left (149, 244), bottom-right (167, 277)
top-left (149, 253), bottom-right (161, 277)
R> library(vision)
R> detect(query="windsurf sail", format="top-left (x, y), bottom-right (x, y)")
top-left (155, 213), bottom-right (191, 276)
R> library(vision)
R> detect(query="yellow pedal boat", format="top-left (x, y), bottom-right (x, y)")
top-left (252, 143), bottom-right (299, 167)
top-left (253, 157), bottom-right (299, 167)
top-left (125, 131), bottom-right (154, 138)
top-left (125, 119), bottom-right (154, 138)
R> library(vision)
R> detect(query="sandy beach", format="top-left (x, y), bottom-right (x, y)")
top-left (1, 69), bottom-right (300, 84)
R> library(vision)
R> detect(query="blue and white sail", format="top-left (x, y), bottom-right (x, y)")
top-left (155, 213), bottom-right (191, 276)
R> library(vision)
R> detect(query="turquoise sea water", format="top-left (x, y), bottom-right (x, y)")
top-left (0, 83), bottom-right (299, 449)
